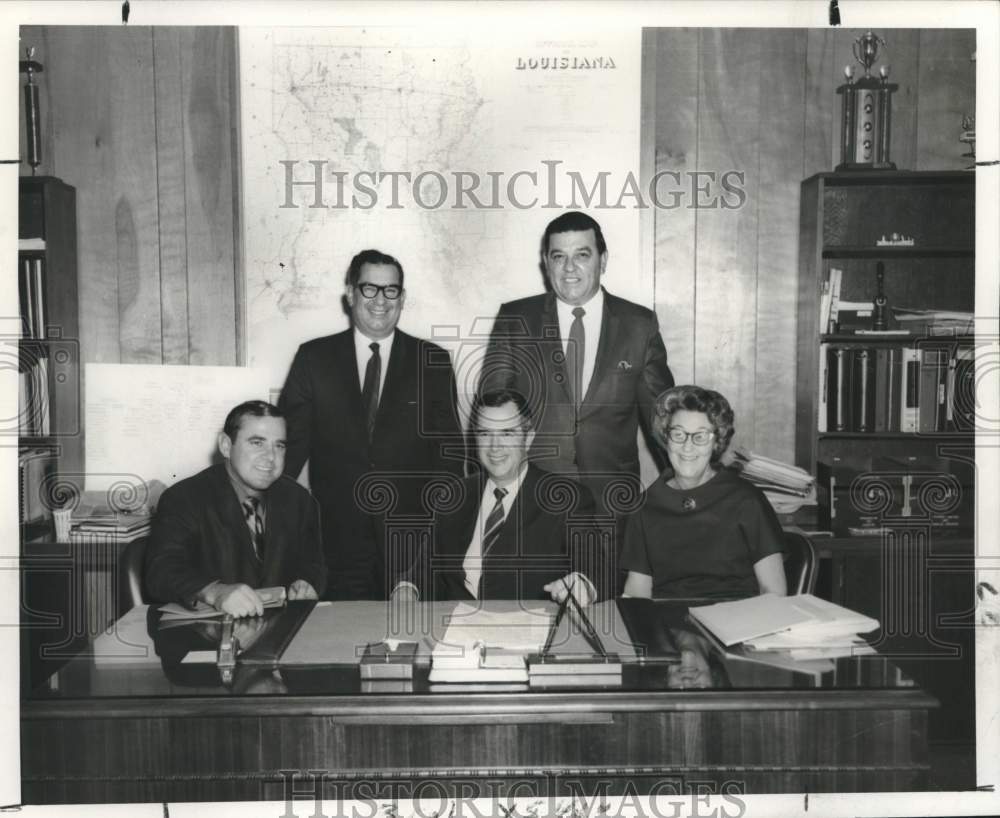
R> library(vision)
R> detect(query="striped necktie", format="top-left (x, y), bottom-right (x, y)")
top-left (243, 497), bottom-right (265, 562)
top-left (480, 487), bottom-right (508, 560)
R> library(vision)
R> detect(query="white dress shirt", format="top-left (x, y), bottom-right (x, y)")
top-left (353, 329), bottom-right (394, 403)
top-left (555, 288), bottom-right (604, 402)
top-left (462, 466), bottom-right (528, 599)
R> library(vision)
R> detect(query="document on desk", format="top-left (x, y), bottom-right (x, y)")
top-left (689, 593), bottom-right (879, 647)
top-left (438, 603), bottom-right (551, 651)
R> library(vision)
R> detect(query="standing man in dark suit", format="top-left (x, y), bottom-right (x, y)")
top-left (279, 249), bottom-right (463, 600)
top-left (391, 389), bottom-right (606, 603)
top-left (483, 211), bottom-right (674, 519)
top-left (145, 401), bottom-right (326, 617)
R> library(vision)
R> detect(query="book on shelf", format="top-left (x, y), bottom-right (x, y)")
top-left (827, 347), bottom-right (848, 431)
top-left (18, 355), bottom-right (50, 437)
top-left (900, 347), bottom-right (920, 433)
top-left (817, 342), bottom-right (829, 433)
top-left (19, 256), bottom-right (46, 340)
top-left (834, 300), bottom-right (875, 333)
top-left (18, 447), bottom-right (55, 524)
top-left (852, 348), bottom-right (875, 432)
top-left (948, 346), bottom-right (975, 431)
top-left (918, 349), bottom-right (949, 433)
top-left (826, 268), bottom-right (842, 334)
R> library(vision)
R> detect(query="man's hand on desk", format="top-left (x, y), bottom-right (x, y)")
top-left (200, 581), bottom-right (264, 618)
top-left (287, 579), bottom-right (318, 601)
top-left (543, 573), bottom-right (595, 607)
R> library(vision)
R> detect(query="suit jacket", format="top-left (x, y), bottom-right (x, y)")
top-left (484, 289), bottom-right (674, 504)
top-left (144, 463), bottom-right (326, 607)
top-left (400, 465), bottom-right (610, 602)
top-left (279, 328), bottom-right (463, 600)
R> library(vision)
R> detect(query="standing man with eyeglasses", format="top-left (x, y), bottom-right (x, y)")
top-left (279, 249), bottom-right (463, 600)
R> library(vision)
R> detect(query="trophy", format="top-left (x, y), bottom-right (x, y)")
top-left (836, 32), bottom-right (897, 170)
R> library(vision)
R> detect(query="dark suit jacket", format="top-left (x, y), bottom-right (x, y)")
top-left (144, 464), bottom-right (326, 607)
top-left (399, 465), bottom-right (610, 602)
top-left (279, 329), bottom-right (463, 600)
top-left (484, 288), bottom-right (674, 506)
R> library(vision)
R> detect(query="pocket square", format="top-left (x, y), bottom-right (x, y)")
top-left (617, 360), bottom-right (633, 372)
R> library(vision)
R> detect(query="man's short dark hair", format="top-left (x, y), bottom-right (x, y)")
top-left (345, 249), bottom-right (405, 290)
top-left (541, 211), bottom-right (607, 256)
top-left (223, 400), bottom-right (284, 442)
top-left (470, 388), bottom-right (535, 432)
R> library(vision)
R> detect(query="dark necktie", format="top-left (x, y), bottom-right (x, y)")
top-left (568, 306), bottom-right (586, 407)
top-left (243, 497), bottom-right (264, 562)
top-left (480, 487), bottom-right (509, 560)
top-left (361, 341), bottom-right (381, 441)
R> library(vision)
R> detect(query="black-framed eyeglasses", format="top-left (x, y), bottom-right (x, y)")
top-left (357, 283), bottom-right (402, 300)
top-left (666, 427), bottom-right (715, 446)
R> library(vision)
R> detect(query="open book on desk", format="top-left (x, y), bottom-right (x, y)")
top-left (688, 594), bottom-right (879, 649)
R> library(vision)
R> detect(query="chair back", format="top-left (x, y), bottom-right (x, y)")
top-left (120, 536), bottom-right (148, 608)
top-left (781, 530), bottom-right (817, 596)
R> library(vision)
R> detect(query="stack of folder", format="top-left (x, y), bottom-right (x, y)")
top-left (730, 447), bottom-right (816, 514)
top-left (689, 594), bottom-right (879, 661)
top-left (69, 505), bottom-right (152, 543)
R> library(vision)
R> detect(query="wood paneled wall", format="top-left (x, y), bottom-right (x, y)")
top-left (18, 26), bottom-right (974, 466)
top-left (17, 26), bottom-right (241, 366)
top-left (644, 28), bottom-right (976, 464)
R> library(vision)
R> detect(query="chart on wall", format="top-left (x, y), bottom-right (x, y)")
top-left (239, 25), bottom-right (647, 398)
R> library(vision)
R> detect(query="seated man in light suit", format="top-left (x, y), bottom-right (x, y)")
top-left (392, 389), bottom-right (607, 604)
top-left (145, 401), bottom-right (326, 618)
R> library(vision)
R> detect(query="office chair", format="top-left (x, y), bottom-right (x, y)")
top-left (781, 530), bottom-right (817, 596)
top-left (120, 536), bottom-right (148, 609)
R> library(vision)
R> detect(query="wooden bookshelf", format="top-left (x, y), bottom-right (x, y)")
top-left (18, 177), bottom-right (82, 523)
top-left (795, 171), bottom-right (975, 499)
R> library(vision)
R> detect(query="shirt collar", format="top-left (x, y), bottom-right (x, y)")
top-left (353, 328), bottom-right (395, 356)
top-left (484, 462), bottom-right (529, 509)
top-left (225, 466), bottom-right (264, 509)
top-left (555, 287), bottom-right (604, 323)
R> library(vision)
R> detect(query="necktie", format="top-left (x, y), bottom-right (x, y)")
top-left (568, 306), bottom-right (586, 407)
top-left (361, 341), bottom-right (381, 441)
top-left (243, 497), bottom-right (265, 561)
top-left (480, 487), bottom-right (509, 560)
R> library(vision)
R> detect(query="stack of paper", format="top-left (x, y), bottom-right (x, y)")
top-left (428, 604), bottom-right (548, 683)
top-left (892, 307), bottom-right (974, 336)
top-left (689, 594), bottom-right (879, 660)
top-left (69, 505), bottom-right (152, 543)
top-left (730, 447), bottom-right (816, 513)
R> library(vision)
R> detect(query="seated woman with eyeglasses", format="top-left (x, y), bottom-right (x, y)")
top-left (621, 385), bottom-right (787, 600)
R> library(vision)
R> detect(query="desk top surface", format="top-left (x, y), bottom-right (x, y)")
top-left (23, 599), bottom-right (933, 715)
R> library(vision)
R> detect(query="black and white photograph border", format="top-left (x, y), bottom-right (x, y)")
top-left (0, 1), bottom-right (998, 817)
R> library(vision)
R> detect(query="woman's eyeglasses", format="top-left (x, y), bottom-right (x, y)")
top-left (666, 427), bottom-right (714, 446)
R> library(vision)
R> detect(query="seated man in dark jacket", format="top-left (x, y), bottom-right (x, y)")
top-left (391, 389), bottom-right (609, 604)
top-left (145, 400), bottom-right (326, 617)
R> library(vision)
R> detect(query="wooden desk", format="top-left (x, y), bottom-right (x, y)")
top-left (21, 600), bottom-right (937, 803)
